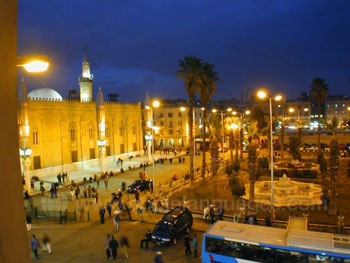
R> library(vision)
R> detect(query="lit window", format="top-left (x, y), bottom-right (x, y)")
top-left (70, 128), bottom-right (76, 141)
top-left (33, 131), bottom-right (39, 145)
top-left (89, 128), bottom-right (93, 139)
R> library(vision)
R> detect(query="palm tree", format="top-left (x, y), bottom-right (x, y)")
top-left (309, 77), bottom-right (329, 154)
top-left (177, 56), bottom-right (203, 181)
top-left (198, 62), bottom-right (218, 179)
top-left (209, 114), bottom-right (221, 198)
top-left (248, 143), bottom-right (258, 202)
top-left (328, 139), bottom-right (340, 215)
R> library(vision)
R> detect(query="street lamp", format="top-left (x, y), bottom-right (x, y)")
top-left (145, 94), bottom-right (160, 193)
top-left (211, 108), bottom-right (232, 153)
top-left (17, 55), bottom-right (50, 73)
top-left (257, 90), bottom-right (283, 218)
top-left (18, 57), bottom-right (50, 193)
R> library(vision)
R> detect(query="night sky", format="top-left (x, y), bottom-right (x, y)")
top-left (18, 0), bottom-right (350, 102)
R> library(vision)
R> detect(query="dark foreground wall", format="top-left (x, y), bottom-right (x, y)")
top-left (0, 1), bottom-right (31, 262)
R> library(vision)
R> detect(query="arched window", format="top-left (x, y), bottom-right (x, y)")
top-left (89, 127), bottom-right (93, 139)
top-left (70, 123), bottom-right (76, 141)
top-left (32, 128), bottom-right (39, 145)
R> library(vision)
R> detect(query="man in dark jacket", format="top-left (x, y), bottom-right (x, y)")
top-left (99, 205), bottom-right (106, 224)
top-left (109, 236), bottom-right (119, 261)
top-left (184, 234), bottom-right (192, 256)
top-left (140, 230), bottom-right (152, 249)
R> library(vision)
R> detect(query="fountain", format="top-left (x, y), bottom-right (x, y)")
top-left (243, 174), bottom-right (323, 206)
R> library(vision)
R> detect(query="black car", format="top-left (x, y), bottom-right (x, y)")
top-left (126, 180), bottom-right (152, 193)
top-left (152, 206), bottom-right (193, 245)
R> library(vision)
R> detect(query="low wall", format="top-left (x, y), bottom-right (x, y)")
top-left (30, 150), bottom-right (144, 178)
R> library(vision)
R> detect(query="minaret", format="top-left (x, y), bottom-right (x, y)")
top-left (18, 78), bottom-right (32, 192)
top-left (96, 86), bottom-right (106, 172)
top-left (79, 46), bottom-right (94, 102)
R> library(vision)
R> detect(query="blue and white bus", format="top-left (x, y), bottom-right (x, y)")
top-left (201, 221), bottom-right (350, 263)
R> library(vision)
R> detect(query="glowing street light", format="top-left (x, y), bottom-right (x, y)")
top-left (211, 108), bottom-right (217, 113)
top-left (256, 89), bottom-right (284, 218)
top-left (180, 106), bottom-right (186, 112)
top-left (227, 107), bottom-right (232, 112)
top-left (288, 107), bottom-right (295, 113)
top-left (152, 100), bottom-right (160, 108)
top-left (232, 111), bottom-right (237, 115)
top-left (17, 56), bottom-right (50, 73)
top-left (304, 108), bottom-right (309, 112)
top-left (245, 110), bottom-right (251, 115)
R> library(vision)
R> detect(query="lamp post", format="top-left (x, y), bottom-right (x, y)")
top-left (257, 90), bottom-right (283, 217)
top-left (97, 139), bottom-right (106, 172)
top-left (233, 110), bottom-right (250, 160)
top-left (19, 148), bottom-right (32, 191)
top-left (288, 106), bottom-right (309, 139)
top-left (145, 94), bottom-right (160, 193)
top-left (17, 58), bottom-right (50, 193)
top-left (212, 108), bottom-right (232, 154)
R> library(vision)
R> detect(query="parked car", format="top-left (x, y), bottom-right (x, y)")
top-left (152, 206), bottom-right (193, 245)
top-left (126, 179), bottom-right (152, 193)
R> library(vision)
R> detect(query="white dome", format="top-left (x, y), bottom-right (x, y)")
top-left (28, 88), bottom-right (63, 101)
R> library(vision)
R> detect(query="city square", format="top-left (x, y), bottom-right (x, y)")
top-left (2, 1), bottom-right (350, 263)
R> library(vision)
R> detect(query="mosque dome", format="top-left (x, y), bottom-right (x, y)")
top-left (28, 88), bottom-right (63, 101)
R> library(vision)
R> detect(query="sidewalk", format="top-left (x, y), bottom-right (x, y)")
top-left (32, 151), bottom-right (186, 191)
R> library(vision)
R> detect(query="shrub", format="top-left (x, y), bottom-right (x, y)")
top-left (229, 177), bottom-right (246, 198)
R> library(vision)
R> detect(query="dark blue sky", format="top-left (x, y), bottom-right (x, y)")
top-left (18, 0), bottom-right (350, 102)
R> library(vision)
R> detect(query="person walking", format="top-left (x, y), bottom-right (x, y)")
top-left (184, 233), bottom-right (192, 256)
top-left (113, 213), bottom-right (120, 231)
top-left (119, 234), bottom-right (130, 258)
top-left (95, 191), bottom-right (99, 204)
top-left (109, 236), bottom-right (119, 262)
top-left (154, 251), bottom-right (163, 263)
top-left (104, 234), bottom-right (111, 261)
top-left (338, 212), bottom-right (345, 234)
top-left (140, 230), bottom-right (152, 249)
top-left (30, 234), bottom-right (40, 259)
top-left (60, 209), bottom-right (68, 224)
top-left (26, 214), bottom-right (32, 231)
top-left (135, 190), bottom-right (140, 204)
top-left (88, 185), bottom-right (92, 198)
top-left (104, 176), bottom-right (109, 189)
top-left (42, 233), bottom-right (52, 254)
top-left (192, 233), bottom-right (198, 258)
top-left (107, 202), bottom-right (112, 218)
top-left (121, 181), bottom-right (126, 192)
top-left (75, 186), bottom-right (80, 200)
top-left (83, 186), bottom-right (88, 198)
top-left (99, 205), bottom-right (106, 224)
top-left (57, 173), bottom-right (62, 184)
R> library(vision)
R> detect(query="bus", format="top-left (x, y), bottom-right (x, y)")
top-left (201, 221), bottom-right (350, 263)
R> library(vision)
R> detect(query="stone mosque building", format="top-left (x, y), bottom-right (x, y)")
top-left (18, 48), bottom-right (143, 185)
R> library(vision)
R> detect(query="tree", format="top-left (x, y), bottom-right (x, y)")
top-left (198, 62), bottom-right (218, 179)
top-left (328, 139), bottom-right (340, 215)
top-left (177, 56), bottom-right (203, 182)
top-left (318, 152), bottom-right (328, 189)
top-left (248, 143), bottom-right (259, 202)
top-left (326, 117), bottom-right (339, 137)
top-left (288, 136), bottom-right (302, 161)
top-left (309, 77), bottom-right (329, 154)
top-left (209, 114), bottom-right (221, 197)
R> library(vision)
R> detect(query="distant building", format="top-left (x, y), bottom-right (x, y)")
top-left (143, 99), bottom-right (203, 149)
top-left (18, 48), bottom-right (143, 177)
